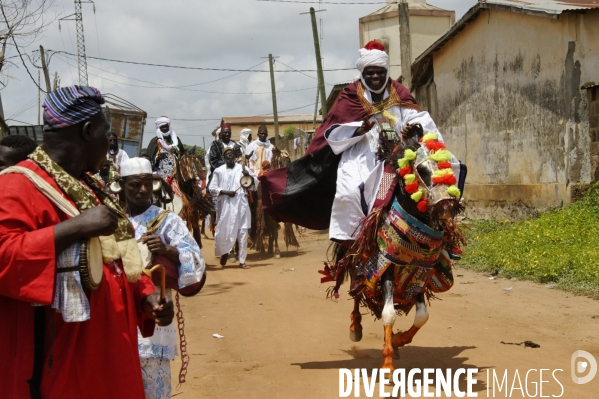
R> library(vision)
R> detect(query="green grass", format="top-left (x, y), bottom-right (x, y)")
top-left (459, 183), bottom-right (599, 299)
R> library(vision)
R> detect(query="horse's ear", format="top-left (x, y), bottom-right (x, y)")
top-left (403, 123), bottom-right (423, 140)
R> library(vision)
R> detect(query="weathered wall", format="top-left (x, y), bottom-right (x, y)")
top-left (426, 9), bottom-right (597, 219)
top-left (229, 121), bottom-right (320, 143)
top-left (360, 9), bottom-right (453, 79)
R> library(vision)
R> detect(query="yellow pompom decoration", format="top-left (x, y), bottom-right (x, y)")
top-left (403, 149), bottom-right (417, 161)
top-left (429, 149), bottom-right (453, 163)
top-left (382, 110), bottom-right (397, 126)
top-left (404, 174), bottom-right (416, 184)
top-left (422, 132), bottom-right (438, 143)
top-left (447, 185), bottom-right (461, 199)
top-left (410, 190), bottom-right (423, 202)
top-left (432, 169), bottom-right (454, 178)
top-left (398, 158), bottom-right (410, 168)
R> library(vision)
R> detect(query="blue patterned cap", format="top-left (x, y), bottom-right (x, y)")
top-left (43, 86), bottom-right (105, 130)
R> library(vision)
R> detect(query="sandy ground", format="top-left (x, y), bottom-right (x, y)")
top-left (170, 231), bottom-right (599, 398)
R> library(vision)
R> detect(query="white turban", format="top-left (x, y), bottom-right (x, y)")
top-left (356, 48), bottom-right (390, 94)
top-left (121, 157), bottom-right (153, 177)
top-left (155, 116), bottom-right (179, 153)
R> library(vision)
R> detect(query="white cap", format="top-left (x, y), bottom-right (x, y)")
top-left (120, 157), bottom-right (153, 177)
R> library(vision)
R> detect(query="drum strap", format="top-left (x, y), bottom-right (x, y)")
top-left (27, 307), bottom-right (45, 399)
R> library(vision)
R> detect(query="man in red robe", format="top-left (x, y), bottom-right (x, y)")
top-left (0, 86), bottom-right (173, 399)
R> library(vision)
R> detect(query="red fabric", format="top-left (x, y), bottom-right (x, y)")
top-left (305, 80), bottom-right (418, 156)
top-left (437, 162), bottom-right (452, 170)
top-left (364, 40), bottom-right (385, 51)
top-left (0, 160), bottom-right (156, 399)
top-left (220, 122), bottom-right (231, 129)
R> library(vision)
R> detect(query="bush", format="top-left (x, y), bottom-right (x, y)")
top-left (283, 125), bottom-right (296, 141)
top-left (459, 183), bottom-right (599, 298)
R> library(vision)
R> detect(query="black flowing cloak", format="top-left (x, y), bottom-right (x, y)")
top-left (259, 80), bottom-right (419, 230)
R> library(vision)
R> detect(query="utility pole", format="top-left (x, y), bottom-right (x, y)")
top-left (60, 0), bottom-right (94, 86)
top-left (53, 72), bottom-right (59, 91)
top-left (301, 8), bottom-right (328, 118)
top-left (38, 71), bottom-right (41, 125)
top-left (267, 54), bottom-right (280, 148)
top-left (312, 88), bottom-right (319, 130)
top-left (202, 136), bottom-right (205, 151)
top-left (398, 1), bottom-right (412, 88)
top-left (39, 45), bottom-right (52, 93)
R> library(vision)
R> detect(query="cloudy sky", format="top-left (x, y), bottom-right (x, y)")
top-left (1, 0), bottom-right (475, 148)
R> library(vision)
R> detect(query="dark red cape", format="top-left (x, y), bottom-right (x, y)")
top-left (259, 80), bottom-right (418, 230)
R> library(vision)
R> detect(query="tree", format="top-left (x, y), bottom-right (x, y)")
top-left (283, 125), bottom-right (295, 141)
top-left (0, 0), bottom-right (56, 77)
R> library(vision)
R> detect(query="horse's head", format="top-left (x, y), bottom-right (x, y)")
top-left (393, 126), bottom-right (463, 231)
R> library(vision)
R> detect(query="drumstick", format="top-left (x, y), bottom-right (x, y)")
top-left (143, 264), bottom-right (166, 301)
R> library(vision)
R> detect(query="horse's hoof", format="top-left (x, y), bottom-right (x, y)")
top-left (394, 348), bottom-right (400, 360)
top-left (349, 330), bottom-right (363, 342)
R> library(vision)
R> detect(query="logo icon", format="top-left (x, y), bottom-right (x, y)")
top-left (571, 350), bottom-right (597, 384)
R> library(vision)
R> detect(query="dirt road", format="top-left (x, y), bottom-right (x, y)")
top-left (172, 231), bottom-right (599, 398)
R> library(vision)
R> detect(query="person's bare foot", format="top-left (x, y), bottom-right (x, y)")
top-left (220, 254), bottom-right (228, 266)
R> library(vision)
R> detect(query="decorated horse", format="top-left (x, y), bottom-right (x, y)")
top-left (319, 123), bottom-right (466, 371)
top-left (147, 136), bottom-right (214, 248)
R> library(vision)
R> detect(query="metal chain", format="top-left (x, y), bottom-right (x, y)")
top-left (175, 291), bottom-right (190, 388)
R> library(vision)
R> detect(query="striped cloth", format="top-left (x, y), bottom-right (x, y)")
top-left (43, 86), bottom-right (105, 130)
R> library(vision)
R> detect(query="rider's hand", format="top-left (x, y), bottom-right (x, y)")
top-left (354, 119), bottom-right (375, 136)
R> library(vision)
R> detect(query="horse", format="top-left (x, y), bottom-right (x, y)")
top-left (168, 147), bottom-right (215, 248)
top-left (321, 124), bottom-right (465, 371)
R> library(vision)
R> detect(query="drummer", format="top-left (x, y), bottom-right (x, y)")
top-left (208, 147), bottom-right (258, 268)
top-left (120, 157), bottom-right (206, 399)
top-left (0, 85), bottom-right (173, 399)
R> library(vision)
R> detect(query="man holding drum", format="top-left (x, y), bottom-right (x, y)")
top-left (120, 157), bottom-right (206, 399)
top-left (0, 86), bottom-right (174, 399)
top-left (209, 146), bottom-right (258, 269)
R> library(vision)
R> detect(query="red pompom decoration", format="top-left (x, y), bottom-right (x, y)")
top-left (364, 40), bottom-right (385, 51)
top-left (437, 162), bottom-right (452, 169)
top-left (417, 200), bottom-right (428, 213)
top-left (432, 174), bottom-right (457, 186)
top-left (404, 181), bottom-right (419, 194)
top-left (425, 141), bottom-right (446, 151)
top-left (399, 166), bottom-right (412, 177)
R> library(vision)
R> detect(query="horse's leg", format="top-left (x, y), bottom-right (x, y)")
top-left (392, 293), bottom-right (429, 348)
top-left (381, 266), bottom-right (395, 372)
top-left (349, 296), bottom-right (363, 342)
top-left (273, 226), bottom-right (281, 259)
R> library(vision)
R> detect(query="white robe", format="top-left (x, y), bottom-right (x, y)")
top-left (245, 139), bottom-right (273, 175)
top-left (208, 163), bottom-right (258, 256)
top-left (325, 87), bottom-right (449, 241)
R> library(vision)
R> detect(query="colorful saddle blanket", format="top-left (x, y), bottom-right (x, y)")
top-left (362, 198), bottom-right (454, 308)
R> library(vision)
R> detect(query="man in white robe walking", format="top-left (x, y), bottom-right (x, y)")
top-left (245, 124), bottom-right (274, 176)
top-left (209, 147), bottom-right (258, 269)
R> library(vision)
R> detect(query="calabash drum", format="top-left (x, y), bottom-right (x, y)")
top-left (79, 238), bottom-right (104, 290)
top-left (240, 175), bottom-right (253, 189)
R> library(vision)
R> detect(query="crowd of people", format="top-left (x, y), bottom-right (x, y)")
top-left (0, 40), bottom-right (462, 399)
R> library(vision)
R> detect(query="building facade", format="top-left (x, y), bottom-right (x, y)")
top-left (359, 0), bottom-right (455, 80)
top-left (411, 1), bottom-right (599, 219)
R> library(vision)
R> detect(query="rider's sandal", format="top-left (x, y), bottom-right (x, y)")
top-left (239, 263), bottom-right (250, 269)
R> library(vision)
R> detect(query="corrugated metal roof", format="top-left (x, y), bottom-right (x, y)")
top-left (484, 0), bottom-right (599, 15)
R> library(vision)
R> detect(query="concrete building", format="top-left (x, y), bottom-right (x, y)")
top-left (359, 0), bottom-right (455, 80)
top-left (219, 114), bottom-right (322, 143)
top-left (411, 0), bottom-right (599, 219)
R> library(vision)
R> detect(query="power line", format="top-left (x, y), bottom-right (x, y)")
top-left (56, 54), bottom-right (318, 94)
top-left (47, 50), bottom-right (360, 72)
